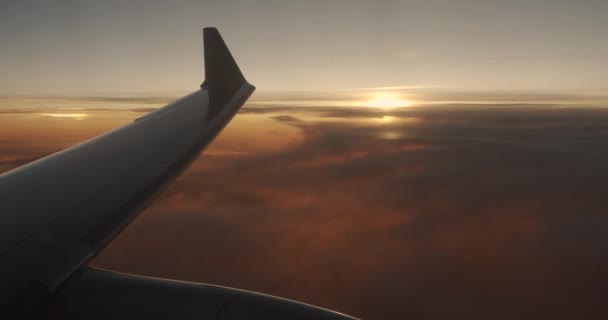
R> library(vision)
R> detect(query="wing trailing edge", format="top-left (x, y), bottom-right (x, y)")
top-left (29, 268), bottom-right (358, 320)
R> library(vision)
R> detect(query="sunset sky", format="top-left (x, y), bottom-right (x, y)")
top-left (2, 0), bottom-right (608, 95)
top-left (1, 1), bottom-right (608, 320)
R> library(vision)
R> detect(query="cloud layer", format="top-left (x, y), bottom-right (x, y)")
top-left (2, 103), bottom-right (607, 319)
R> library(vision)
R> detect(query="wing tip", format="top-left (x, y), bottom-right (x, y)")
top-left (202, 27), bottom-right (245, 86)
top-left (201, 27), bottom-right (251, 118)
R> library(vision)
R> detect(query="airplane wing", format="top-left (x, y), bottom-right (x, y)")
top-left (0, 28), bottom-right (356, 320)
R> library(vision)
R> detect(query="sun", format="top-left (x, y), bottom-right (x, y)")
top-left (367, 92), bottom-right (410, 109)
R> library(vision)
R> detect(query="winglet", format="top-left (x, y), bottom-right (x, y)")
top-left (201, 27), bottom-right (249, 118)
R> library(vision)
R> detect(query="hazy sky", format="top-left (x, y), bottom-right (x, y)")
top-left (1, 0), bottom-right (607, 95)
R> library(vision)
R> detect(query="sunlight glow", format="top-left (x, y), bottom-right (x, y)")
top-left (38, 113), bottom-right (89, 119)
top-left (379, 115), bottom-right (394, 123)
top-left (367, 92), bottom-right (410, 109)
